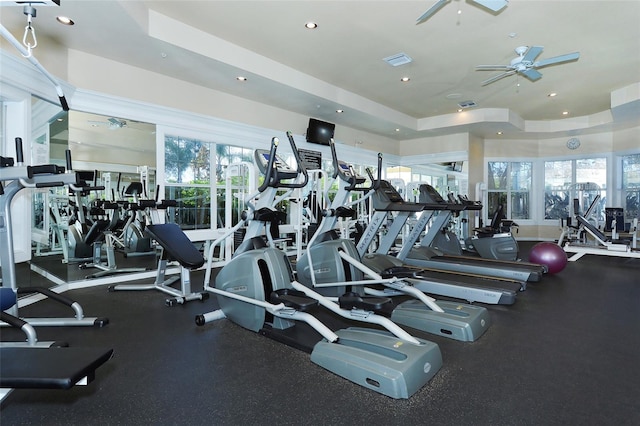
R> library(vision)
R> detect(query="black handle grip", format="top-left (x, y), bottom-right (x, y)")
top-left (65, 150), bottom-right (73, 171)
top-left (35, 181), bottom-right (65, 188)
top-left (15, 137), bottom-right (24, 163)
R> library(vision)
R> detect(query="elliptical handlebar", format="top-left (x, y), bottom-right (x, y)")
top-left (330, 138), bottom-right (377, 192)
top-left (365, 152), bottom-right (383, 191)
top-left (257, 133), bottom-right (309, 193)
top-left (257, 137), bottom-right (280, 193)
top-left (284, 130), bottom-right (309, 189)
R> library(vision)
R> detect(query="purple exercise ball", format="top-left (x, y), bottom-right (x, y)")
top-left (529, 242), bottom-right (568, 274)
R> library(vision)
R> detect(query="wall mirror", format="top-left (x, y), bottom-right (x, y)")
top-left (31, 109), bottom-right (157, 283)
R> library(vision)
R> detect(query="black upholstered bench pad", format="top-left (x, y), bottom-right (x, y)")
top-left (145, 223), bottom-right (205, 269)
top-left (0, 347), bottom-right (113, 389)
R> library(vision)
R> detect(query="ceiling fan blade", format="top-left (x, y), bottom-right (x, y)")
top-left (481, 70), bottom-right (516, 86)
top-left (476, 65), bottom-right (512, 70)
top-left (520, 68), bottom-right (543, 81)
top-left (522, 46), bottom-right (544, 63)
top-left (472, 0), bottom-right (509, 13)
top-left (416, 0), bottom-right (450, 24)
top-left (534, 52), bottom-right (580, 68)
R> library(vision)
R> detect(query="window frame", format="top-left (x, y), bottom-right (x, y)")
top-left (485, 160), bottom-right (534, 224)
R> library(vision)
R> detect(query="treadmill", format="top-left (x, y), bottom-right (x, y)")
top-left (390, 183), bottom-right (546, 283)
top-left (354, 172), bottom-right (522, 305)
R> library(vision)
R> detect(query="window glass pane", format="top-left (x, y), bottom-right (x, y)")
top-left (215, 144), bottom-right (256, 228)
top-left (488, 162), bottom-right (508, 190)
top-left (165, 135), bottom-right (210, 184)
top-left (386, 165), bottom-right (411, 182)
top-left (576, 159), bottom-right (606, 222)
top-left (487, 162), bottom-right (532, 220)
top-left (487, 192), bottom-right (507, 217)
top-left (164, 186), bottom-right (211, 230)
top-left (622, 153), bottom-right (640, 188)
top-left (511, 192), bottom-right (529, 219)
top-left (544, 160), bottom-right (572, 220)
top-left (576, 158), bottom-right (606, 189)
top-left (510, 162), bottom-right (532, 191)
top-left (623, 153), bottom-right (640, 222)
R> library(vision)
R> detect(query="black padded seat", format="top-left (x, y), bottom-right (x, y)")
top-left (144, 223), bottom-right (205, 269)
top-left (0, 287), bottom-right (16, 311)
top-left (0, 347), bottom-right (113, 389)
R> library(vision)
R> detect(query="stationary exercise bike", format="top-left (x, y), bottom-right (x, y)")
top-left (195, 132), bottom-right (442, 399)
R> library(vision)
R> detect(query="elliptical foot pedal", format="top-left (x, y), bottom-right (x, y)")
top-left (338, 292), bottom-right (394, 317)
top-left (270, 288), bottom-right (318, 312)
top-left (391, 300), bottom-right (491, 342)
top-left (311, 327), bottom-right (442, 399)
top-left (380, 266), bottom-right (419, 279)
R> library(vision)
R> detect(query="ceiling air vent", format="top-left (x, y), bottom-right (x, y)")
top-left (383, 53), bottom-right (413, 67)
top-left (457, 100), bottom-right (477, 109)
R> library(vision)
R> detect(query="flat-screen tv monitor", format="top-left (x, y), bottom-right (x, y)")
top-left (306, 118), bottom-right (335, 146)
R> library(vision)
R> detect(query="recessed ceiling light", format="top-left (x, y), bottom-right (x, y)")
top-left (548, 92), bottom-right (557, 97)
top-left (304, 22), bottom-right (318, 29)
top-left (497, 131), bottom-right (503, 135)
top-left (56, 16), bottom-right (74, 25)
top-left (336, 109), bottom-right (344, 113)
top-left (457, 108), bottom-right (463, 113)
top-left (236, 76), bottom-right (247, 81)
top-left (400, 77), bottom-right (410, 82)
top-left (395, 128), bottom-right (400, 132)
top-left (562, 111), bottom-right (569, 115)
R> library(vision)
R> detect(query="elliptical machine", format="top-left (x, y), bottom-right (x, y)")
top-left (196, 133), bottom-right (442, 399)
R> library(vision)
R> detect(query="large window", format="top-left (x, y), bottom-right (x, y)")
top-left (164, 135), bottom-right (253, 230)
top-left (164, 135), bottom-right (212, 230)
top-left (544, 158), bottom-right (606, 221)
top-left (622, 153), bottom-right (640, 223)
top-left (487, 161), bottom-right (532, 220)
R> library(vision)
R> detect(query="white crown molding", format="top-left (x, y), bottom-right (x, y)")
top-left (0, 49), bottom-right (75, 104)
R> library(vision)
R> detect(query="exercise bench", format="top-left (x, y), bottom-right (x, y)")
top-left (0, 346), bottom-right (113, 403)
top-left (109, 223), bottom-right (209, 306)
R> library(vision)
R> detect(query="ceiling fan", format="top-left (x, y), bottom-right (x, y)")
top-left (476, 46), bottom-right (580, 86)
top-left (88, 117), bottom-right (128, 130)
top-left (416, 0), bottom-right (508, 24)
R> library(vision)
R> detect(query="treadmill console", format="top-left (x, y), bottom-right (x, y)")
top-left (378, 180), bottom-right (404, 203)
top-left (419, 184), bottom-right (445, 204)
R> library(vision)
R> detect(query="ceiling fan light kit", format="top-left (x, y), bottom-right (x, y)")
top-left (476, 46), bottom-right (580, 86)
